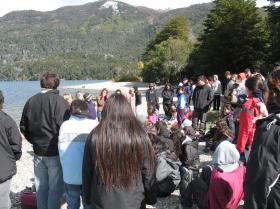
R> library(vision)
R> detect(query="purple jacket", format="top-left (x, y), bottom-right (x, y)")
top-left (86, 101), bottom-right (97, 120)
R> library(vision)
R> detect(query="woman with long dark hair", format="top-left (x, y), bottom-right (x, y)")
top-left (83, 94), bottom-right (156, 209)
top-left (97, 88), bottom-right (108, 122)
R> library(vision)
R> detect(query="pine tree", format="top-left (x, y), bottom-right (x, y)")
top-left (267, 0), bottom-right (280, 64)
top-left (190, 0), bottom-right (270, 75)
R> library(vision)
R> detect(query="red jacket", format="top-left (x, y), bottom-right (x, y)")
top-left (236, 97), bottom-right (261, 152)
top-left (204, 165), bottom-right (246, 209)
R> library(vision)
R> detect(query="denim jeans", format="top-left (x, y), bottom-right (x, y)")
top-left (97, 111), bottom-right (102, 122)
top-left (64, 183), bottom-right (91, 209)
top-left (0, 179), bottom-right (11, 209)
top-left (34, 155), bottom-right (63, 209)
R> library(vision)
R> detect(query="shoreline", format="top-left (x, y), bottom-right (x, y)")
top-left (63, 80), bottom-right (155, 92)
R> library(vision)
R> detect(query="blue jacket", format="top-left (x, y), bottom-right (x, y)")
top-left (177, 93), bottom-right (187, 109)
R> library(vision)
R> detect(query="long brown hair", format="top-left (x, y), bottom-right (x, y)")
top-left (90, 94), bottom-right (154, 191)
top-left (99, 88), bottom-right (108, 100)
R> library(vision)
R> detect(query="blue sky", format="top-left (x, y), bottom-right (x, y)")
top-left (0, 0), bottom-right (271, 17)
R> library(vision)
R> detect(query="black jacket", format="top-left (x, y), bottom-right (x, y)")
top-left (135, 92), bottom-right (142, 106)
top-left (162, 90), bottom-right (174, 105)
top-left (83, 134), bottom-right (157, 209)
top-left (244, 114), bottom-right (280, 209)
top-left (20, 90), bottom-right (70, 156)
top-left (0, 111), bottom-right (22, 183)
top-left (192, 85), bottom-right (213, 111)
top-left (146, 90), bottom-right (159, 105)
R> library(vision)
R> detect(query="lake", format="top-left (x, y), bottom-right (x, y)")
top-left (0, 80), bottom-right (103, 124)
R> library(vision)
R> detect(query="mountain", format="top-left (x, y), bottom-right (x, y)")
top-left (0, 0), bottom-right (213, 80)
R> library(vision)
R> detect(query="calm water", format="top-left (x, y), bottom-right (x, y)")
top-left (0, 80), bottom-right (104, 124)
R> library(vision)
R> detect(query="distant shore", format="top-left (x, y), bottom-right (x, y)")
top-left (63, 80), bottom-right (154, 93)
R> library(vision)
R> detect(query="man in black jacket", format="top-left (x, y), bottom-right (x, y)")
top-left (192, 75), bottom-right (213, 134)
top-left (20, 72), bottom-right (70, 209)
top-left (0, 91), bottom-right (22, 209)
top-left (146, 83), bottom-right (159, 111)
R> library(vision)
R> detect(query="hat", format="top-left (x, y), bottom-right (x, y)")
top-left (178, 82), bottom-right (183, 87)
top-left (149, 83), bottom-right (155, 87)
top-left (183, 78), bottom-right (189, 81)
top-left (212, 141), bottom-right (240, 172)
top-left (83, 93), bottom-right (93, 101)
top-left (238, 72), bottom-right (246, 80)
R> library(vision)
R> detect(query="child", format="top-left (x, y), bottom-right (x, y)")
top-left (222, 104), bottom-right (235, 134)
top-left (147, 105), bottom-right (157, 125)
top-left (184, 107), bottom-right (192, 120)
top-left (206, 119), bottom-right (234, 151)
top-left (180, 141), bottom-right (245, 209)
top-left (167, 104), bottom-right (178, 127)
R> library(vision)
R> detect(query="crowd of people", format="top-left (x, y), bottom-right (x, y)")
top-left (1, 65), bottom-right (280, 209)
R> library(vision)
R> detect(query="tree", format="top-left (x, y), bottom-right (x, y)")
top-left (267, 0), bottom-right (280, 65)
top-left (188, 0), bottom-right (270, 76)
top-left (142, 16), bottom-right (193, 83)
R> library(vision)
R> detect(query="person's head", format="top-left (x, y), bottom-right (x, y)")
top-left (244, 68), bottom-right (252, 78)
top-left (155, 121), bottom-right (168, 136)
top-left (133, 86), bottom-right (138, 93)
top-left (40, 72), bottom-right (60, 89)
top-left (100, 88), bottom-right (108, 98)
top-left (0, 91), bottom-right (4, 111)
top-left (231, 74), bottom-right (237, 82)
top-left (223, 103), bottom-right (232, 115)
top-left (76, 91), bottom-right (84, 101)
top-left (147, 105), bottom-right (155, 115)
top-left (70, 99), bottom-right (89, 117)
top-left (178, 86), bottom-right (185, 94)
top-left (273, 62), bottom-right (280, 71)
top-left (149, 83), bottom-right (155, 90)
top-left (170, 104), bottom-right (177, 113)
top-left (63, 93), bottom-right (73, 106)
top-left (90, 94), bottom-right (155, 191)
top-left (213, 75), bottom-right (218, 81)
top-left (267, 69), bottom-right (280, 113)
top-left (183, 78), bottom-right (188, 84)
top-left (197, 75), bottom-right (207, 86)
top-left (83, 93), bottom-right (93, 102)
top-left (245, 76), bottom-right (264, 97)
top-left (236, 72), bottom-right (246, 84)
top-left (212, 140), bottom-right (240, 172)
top-left (207, 77), bottom-right (213, 85)
top-left (115, 89), bottom-right (122, 94)
top-left (225, 71), bottom-right (231, 80)
top-left (164, 83), bottom-right (172, 91)
top-left (185, 106), bottom-right (191, 113)
top-left (215, 119), bottom-right (233, 137)
top-left (129, 88), bottom-right (134, 94)
top-left (274, 64), bottom-right (280, 72)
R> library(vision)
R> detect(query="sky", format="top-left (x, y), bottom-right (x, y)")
top-left (0, 0), bottom-right (272, 17)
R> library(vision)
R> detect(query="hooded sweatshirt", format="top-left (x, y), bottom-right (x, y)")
top-left (58, 115), bottom-right (98, 185)
top-left (204, 141), bottom-right (245, 209)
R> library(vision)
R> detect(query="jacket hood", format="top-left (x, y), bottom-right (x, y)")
top-left (213, 141), bottom-right (240, 172)
top-left (159, 128), bottom-right (171, 139)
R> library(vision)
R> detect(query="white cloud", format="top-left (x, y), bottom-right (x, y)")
top-left (0, 0), bottom-right (272, 17)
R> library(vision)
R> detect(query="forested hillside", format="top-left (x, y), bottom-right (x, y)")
top-left (0, 0), bottom-right (213, 80)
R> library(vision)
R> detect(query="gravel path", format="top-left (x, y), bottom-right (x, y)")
top-left (9, 139), bottom-right (213, 209)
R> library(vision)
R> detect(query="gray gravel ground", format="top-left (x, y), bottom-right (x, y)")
top-left (10, 139), bottom-right (214, 209)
